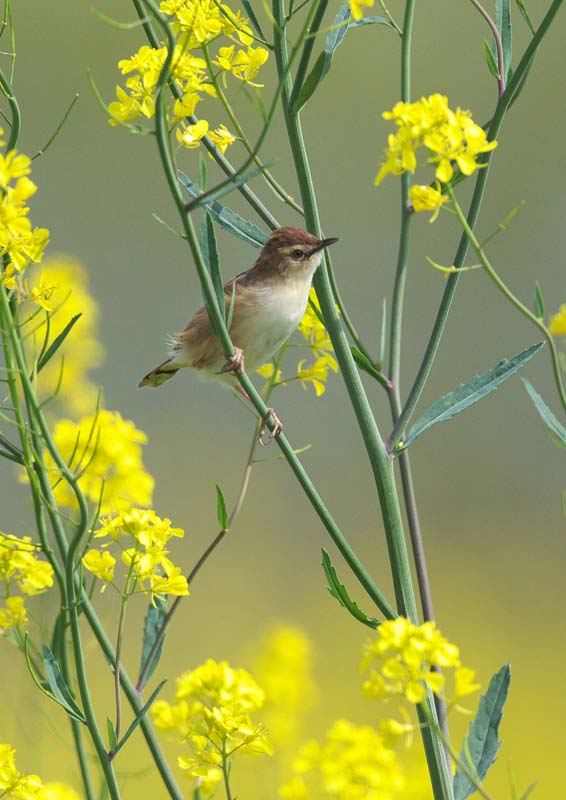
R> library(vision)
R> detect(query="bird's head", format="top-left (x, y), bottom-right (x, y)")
top-left (257, 226), bottom-right (339, 281)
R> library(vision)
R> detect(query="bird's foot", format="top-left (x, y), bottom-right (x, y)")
top-left (258, 408), bottom-right (283, 447)
top-left (219, 347), bottom-right (245, 376)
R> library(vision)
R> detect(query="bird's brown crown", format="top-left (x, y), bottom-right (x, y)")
top-left (264, 226), bottom-right (320, 252)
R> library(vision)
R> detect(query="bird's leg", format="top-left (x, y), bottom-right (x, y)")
top-left (258, 408), bottom-right (283, 447)
top-left (219, 346), bottom-right (245, 375)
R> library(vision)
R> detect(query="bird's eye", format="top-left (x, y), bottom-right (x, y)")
top-left (292, 249), bottom-right (305, 259)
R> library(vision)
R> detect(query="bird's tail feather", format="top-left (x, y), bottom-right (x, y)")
top-left (138, 358), bottom-right (180, 388)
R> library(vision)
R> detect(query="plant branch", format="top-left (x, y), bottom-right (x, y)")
top-left (389, 0), bottom-right (564, 449)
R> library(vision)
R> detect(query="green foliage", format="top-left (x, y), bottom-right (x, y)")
top-left (495, 0), bottom-right (512, 79)
top-left (178, 171), bottom-right (268, 248)
top-left (454, 664), bottom-right (511, 800)
top-left (292, 4), bottom-right (395, 113)
top-left (523, 379), bottom-right (566, 446)
top-left (200, 213), bottom-right (225, 321)
top-left (215, 484), bottom-right (229, 532)
top-left (42, 645), bottom-right (87, 724)
top-left (109, 681), bottom-right (167, 760)
top-left (483, 39), bottom-right (500, 78)
top-left (397, 342), bottom-right (544, 451)
top-left (321, 549), bottom-right (380, 629)
top-left (138, 597), bottom-right (167, 692)
top-left (37, 313), bottom-right (82, 373)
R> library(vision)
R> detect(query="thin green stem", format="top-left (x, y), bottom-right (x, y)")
top-left (142, 0), bottom-right (395, 622)
top-left (272, 4), bottom-right (453, 798)
top-left (448, 184), bottom-right (566, 414)
top-left (0, 288), bottom-right (121, 800)
top-left (0, 64), bottom-right (19, 149)
top-left (221, 748), bottom-right (233, 800)
top-left (390, 0), bottom-right (564, 448)
top-left (202, 45), bottom-right (303, 215)
top-left (289, 0), bottom-right (329, 109)
top-left (113, 590), bottom-right (129, 741)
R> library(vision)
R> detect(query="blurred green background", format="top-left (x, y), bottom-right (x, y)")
top-left (2, 0), bottom-right (565, 797)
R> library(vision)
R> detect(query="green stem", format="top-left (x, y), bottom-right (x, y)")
top-left (0, 288), bottom-right (122, 800)
top-left (201, 44), bottom-right (303, 215)
top-left (0, 65), bottom-right (20, 149)
top-left (288, 0), bottom-right (329, 109)
top-left (272, 4), bottom-right (453, 798)
top-left (113, 590), bottom-right (129, 741)
top-left (221, 748), bottom-right (233, 800)
top-left (390, 0), bottom-right (564, 448)
top-left (143, 0), bottom-right (396, 622)
top-left (448, 184), bottom-right (566, 414)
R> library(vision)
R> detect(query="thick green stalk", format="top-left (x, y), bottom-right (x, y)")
top-left (143, 0), bottom-right (396, 622)
top-left (390, 0), bottom-right (564, 446)
top-left (272, 5), bottom-right (453, 798)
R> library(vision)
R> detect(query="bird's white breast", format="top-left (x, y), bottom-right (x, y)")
top-left (239, 278), bottom-right (312, 368)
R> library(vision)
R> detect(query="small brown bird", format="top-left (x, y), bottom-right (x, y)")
top-left (139, 226), bottom-right (338, 437)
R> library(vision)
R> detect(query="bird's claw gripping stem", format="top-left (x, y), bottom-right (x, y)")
top-left (258, 408), bottom-right (283, 447)
top-left (219, 347), bottom-right (245, 375)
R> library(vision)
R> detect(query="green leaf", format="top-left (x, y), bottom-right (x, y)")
top-left (519, 782), bottom-right (537, 800)
top-left (42, 645), bottom-right (87, 723)
top-left (351, 347), bottom-right (385, 383)
top-left (0, 432), bottom-right (23, 464)
top-left (241, 0), bottom-right (267, 40)
top-left (453, 664), bottom-right (511, 800)
top-left (107, 717), bottom-right (118, 751)
top-left (110, 680), bottom-right (167, 759)
top-left (198, 153), bottom-right (207, 191)
top-left (495, 0), bottom-right (512, 79)
top-left (523, 379), bottom-right (566, 447)
top-left (292, 5), bottom-right (394, 112)
top-left (514, 0), bottom-right (535, 35)
top-left (216, 484), bottom-right (229, 531)
top-left (483, 39), bottom-right (500, 79)
top-left (533, 282), bottom-right (545, 318)
top-left (178, 171), bottom-right (268, 248)
top-left (137, 597), bottom-right (167, 692)
top-left (183, 163), bottom-right (274, 211)
top-left (200, 213), bottom-right (224, 319)
top-left (37, 313), bottom-right (82, 373)
top-left (321, 549), bottom-right (379, 629)
top-left (397, 342), bottom-right (544, 451)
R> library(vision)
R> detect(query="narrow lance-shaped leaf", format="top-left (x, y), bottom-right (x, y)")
top-left (495, 0), bottom-right (512, 80)
top-left (137, 597), bottom-right (167, 692)
top-left (200, 213), bottom-right (225, 319)
top-left (321, 549), bottom-right (379, 629)
top-left (533, 281), bottom-right (544, 318)
top-left (514, 0), bottom-right (535, 35)
top-left (396, 342), bottom-right (544, 451)
top-left (107, 717), bottom-right (118, 752)
top-left (523, 379), bottom-right (566, 447)
top-left (42, 645), bottom-right (87, 724)
top-left (453, 664), bottom-right (511, 800)
top-left (483, 39), bottom-right (500, 79)
top-left (110, 680), bottom-right (167, 759)
top-left (241, 0), bottom-right (267, 41)
top-left (183, 162), bottom-right (275, 212)
top-left (37, 313), bottom-right (82, 373)
top-left (292, 5), bottom-right (395, 112)
top-left (178, 171), bottom-right (268, 248)
top-left (215, 484), bottom-right (229, 532)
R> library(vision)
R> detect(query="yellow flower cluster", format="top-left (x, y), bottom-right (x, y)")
top-left (252, 625), bottom-right (317, 748)
top-left (0, 743), bottom-right (42, 799)
top-left (83, 508), bottom-right (189, 602)
top-left (0, 533), bottom-right (54, 632)
top-left (280, 719), bottom-right (404, 800)
top-left (0, 129), bottom-right (49, 291)
top-left (153, 658), bottom-right (271, 795)
top-left (350, 0), bottom-right (375, 20)
top-left (109, 1), bottom-right (269, 155)
top-left (549, 304), bottom-right (566, 335)
top-left (45, 409), bottom-right (154, 514)
top-left (361, 617), bottom-right (480, 706)
top-left (24, 257), bottom-right (105, 416)
top-left (0, 745), bottom-right (80, 800)
top-left (376, 94), bottom-right (497, 192)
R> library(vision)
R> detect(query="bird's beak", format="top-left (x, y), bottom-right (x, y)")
top-left (310, 236), bottom-right (340, 255)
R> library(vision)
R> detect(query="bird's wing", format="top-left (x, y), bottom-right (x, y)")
top-left (176, 276), bottom-right (244, 369)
